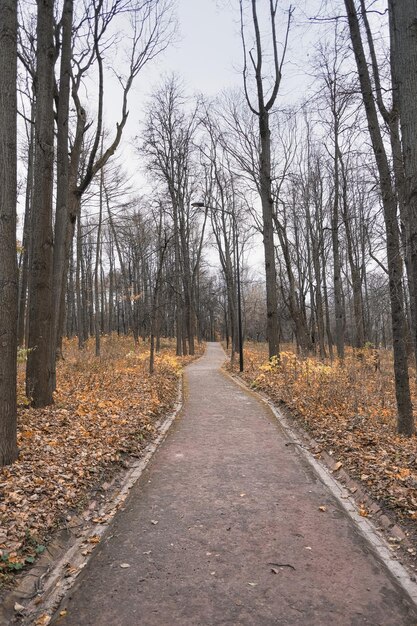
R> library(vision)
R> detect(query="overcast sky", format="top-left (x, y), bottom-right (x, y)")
top-left (133, 0), bottom-right (327, 109)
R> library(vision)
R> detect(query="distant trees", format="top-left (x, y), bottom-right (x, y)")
top-left (142, 76), bottom-right (208, 356)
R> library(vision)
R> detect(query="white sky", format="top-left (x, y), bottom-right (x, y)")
top-left (122, 0), bottom-right (328, 136)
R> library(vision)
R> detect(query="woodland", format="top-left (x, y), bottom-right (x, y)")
top-left (1, 0), bottom-right (417, 590)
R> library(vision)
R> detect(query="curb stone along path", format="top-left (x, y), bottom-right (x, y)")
top-left (1, 378), bottom-right (183, 626)
top-left (225, 370), bottom-right (417, 608)
top-left (51, 342), bottom-right (417, 625)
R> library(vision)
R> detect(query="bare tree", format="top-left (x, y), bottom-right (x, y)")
top-left (54, 0), bottom-right (175, 356)
top-left (344, 0), bottom-right (414, 436)
top-left (389, 0), bottom-right (417, 368)
top-left (239, 0), bottom-right (293, 360)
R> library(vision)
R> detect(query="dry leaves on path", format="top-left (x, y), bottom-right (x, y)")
top-left (0, 337), bottom-right (202, 588)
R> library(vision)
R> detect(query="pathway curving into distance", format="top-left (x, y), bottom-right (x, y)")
top-left (53, 343), bottom-right (417, 625)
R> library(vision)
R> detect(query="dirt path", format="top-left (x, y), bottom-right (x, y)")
top-left (53, 343), bottom-right (417, 625)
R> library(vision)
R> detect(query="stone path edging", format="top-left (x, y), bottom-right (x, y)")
top-left (223, 367), bottom-right (417, 609)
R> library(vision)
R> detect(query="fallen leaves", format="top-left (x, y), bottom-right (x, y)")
top-left (0, 336), bottom-right (202, 588)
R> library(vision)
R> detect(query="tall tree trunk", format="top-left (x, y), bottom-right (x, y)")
top-left (76, 216), bottom-right (85, 349)
top-left (340, 160), bottom-right (365, 348)
top-left (389, 1), bottom-right (417, 370)
top-left (240, 0), bottom-right (290, 359)
top-left (259, 110), bottom-right (280, 358)
top-left (17, 100), bottom-right (35, 348)
top-left (94, 166), bottom-right (104, 357)
top-left (51, 0), bottom-right (73, 379)
top-left (26, 0), bottom-right (55, 407)
top-left (332, 132), bottom-right (345, 358)
top-left (345, 0), bottom-right (413, 435)
top-left (0, 0), bottom-right (19, 465)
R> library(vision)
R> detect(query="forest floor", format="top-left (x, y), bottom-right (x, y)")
top-left (0, 336), bottom-right (203, 591)
top-left (227, 342), bottom-right (417, 562)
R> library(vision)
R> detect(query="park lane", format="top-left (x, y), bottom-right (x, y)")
top-left (53, 343), bottom-right (417, 625)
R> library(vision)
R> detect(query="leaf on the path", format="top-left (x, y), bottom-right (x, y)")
top-left (248, 582), bottom-right (257, 587)
top-left (35, 615), bottom-right (51, 626)
top-left (318, 506), bottom-right (327, 512)
top-left (332, 461), bottom-right (343, 472)
top-left (64, 563), bottom-right (78, 577)
top-left (59, 610), bottom-right (68, 617)
top-left (151, 520), bottom-right (158, 525)
top-left (269, 562), bottom-right (296, 571)
top-left (120, 563), bottom-right (130, 568)
top-left (87, 535), bottom-right (100, 544)
top-left (14, 603), bottom-right (25, 613)
top-left (305, 546), bottom-right (312, 550)
top-left (358, 504), bottom-right (369, 517)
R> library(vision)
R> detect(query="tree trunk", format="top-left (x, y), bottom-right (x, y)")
top-left (345, 0), bottom-right (414, 435)
top-left (389, 1), bottom-right (417, 370)
top-left (26, 0), bottom-right (55, 407)
top-left (332, 131), bottom-right (345, 358)
top-left (259, 110), bottom-right (280, 358)
top-left (76, 215), bottom-right (85, 349)
top-left (51, 0), bottom-right (73, 378)
top-left (0, 0), bottom-right (19, 465)
top-left (94, 165), bottom-right (104, 357)
top-left (17, 100), bottom-right (35, 348)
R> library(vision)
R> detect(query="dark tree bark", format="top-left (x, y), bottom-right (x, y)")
top-left (389, 1), bottom-right (417, 371)
top-left (26, 0), bottom-right (55, 407)
top-left (51, 0), bottom-right (73, 370)
top-left (0, 0), bottom-right (19, 466)
top-left (17, 99), bottom-right (35, 348)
